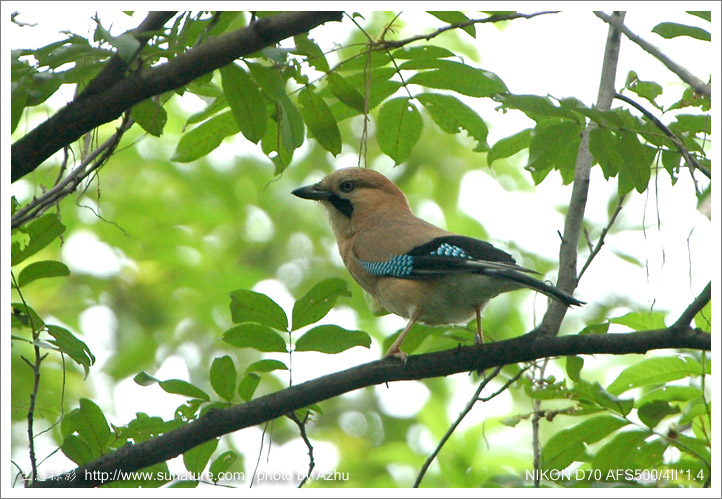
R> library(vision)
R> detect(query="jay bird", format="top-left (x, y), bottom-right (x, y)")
top-left (292, 168), bottom-right (584, 359)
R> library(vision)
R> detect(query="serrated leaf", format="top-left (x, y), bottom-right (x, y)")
top-left (566, 356), bottom-right (584, 382)
top-left (184, 438), bottom-right (218, 475)
top-left (11, 213), bottom-right (66, 266)
top-left (526, 120), bottom-right (583, 184)
top-left (417, 93), bottom-right (489, 151)
top-left (46, 325), bottom-right (95, 376)
top-left (219, 63), bottom-right (267, 143)
top-left (238, 373), bottom-right (261, 401)
top-left (229, 289), bottom-right (288, 330)
top-left (131, 98), bottom-right (167, 136)
top-left (210, 355), bottom-right (237, 402)
top-left (607, 356), bottom-right (704, 395)
top-left (159, 379), bottom-right (210, 401)
top-left (292, 278), bottom-right (350, 331)
top-left (245, 359), bottom-right (288, 374)
top-left (376, 97), bottom-right (423, 164)
top-left (295, 325), bottom-right (371, 354)
top-left (542, 415), bottom-right (629, 471)
top-left (487, 128), bottom-right (532, 165)
top-left (616, 132), bottom-right (655, 194)
top-left (589, 127), bottom-right (623, 178)
top-left (293, 33), bottom-right (329, 72)
top-left (652, 22), bottom-right (710, 41)
top-left (172, 111), bottom-right (239, 162)
top-left (407, 61), bottom-right (507, 97)
top-left (17, 260), bottom-right (70, 287)
top-left (209, 451), bottom-right (238, 483)
top-left (428, 11), bottom-right (476, 38)
top-left (637, 400), bottom-right (680, 428)
top-left (298, 85), bottom-right (342, 156)
top-left (223, 323), bottom-right (287, 352)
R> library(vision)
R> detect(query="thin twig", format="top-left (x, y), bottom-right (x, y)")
top-left (12, 115), bottom-right (134, 229)
top-left (287, 411), bottom-right (315, 487)
top-left (578, 194), bottom-right (627, 280)
top-left (414, 365), bottom-right (530, 487)
top-left (531, 358), bottom-right (549, 488)
top-left (614, 92), bottom-right (710, 179)
top-left (594, 11), bottom-right (711, 99)
top-left (672, 282), bottom-right (711, 331)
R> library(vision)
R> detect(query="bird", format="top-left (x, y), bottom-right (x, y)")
top-left (292, 167), bottom-right (584, 359)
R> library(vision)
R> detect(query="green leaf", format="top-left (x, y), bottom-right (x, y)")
top-left (159, 379), bottom-right (210, 401)
top-left (391, 45), bottom-right (455, 61)
top-left (133, 371), bottom-right (159, 386)
top-left (245, 359), bottom-right (288, 374)
top-left (131, 98), bottom-right (167, 137)
top-left (572, 380), bottom-right (634, 416)
top-left (578, 322), bottom-right (609, 335)
top-left (566, 356), bottom-right (584, 382)
top-left (17, 260), bottom-right (70, 287)
top-left (11, 213), bottom-right (66, 266)
top-left (185, 95), bottom-right (229, 127)
top-left (670, 114), bottom-right (711, 135)
top-left (428, 11), bottom-right (476, 38)
top-left (238, 373), bottom-right (261, 401)
top-left (526, 120), bottom-right (583, 184)
top-left (62, 434), bottom-right (95, 466)
top-left (637, 400), bottom-right (680, 428)
top-left (501, 94), bottom-right (578, 121)
top-left (636, 385), bottom-right (703, 407)
top-left (46, 325), bottom-right (95, 376)
top-left (487, 128), bottom-right (532, 165)
top-left (210, 355), bottom-right (237, 402)
top-left (541, 415), bottom-right (629, 471)
top-left (184, 438), bottom-right (218, 475)
top-left (223, 323), bottom-right (287, 352)
top-left (607, 356), bottom-right (704, 395)
top-left (625, 71), bottom-right (663, 106)
top-left (326, 72), bottom-right (365, 111)
top-left (417, 93), bottom-right (489, 151)
top-left (381, 324), bottom-right (439, 355)
top-left (298, 85), bottom-right (342, 156)
top-left (172, 111), bottom-right (239, 162)
top-left (219, 63), bottom-right (267, 144)
top-left (407, 61), bottom-right (507, 97)
top-left (687, 11), bottom-right (711, 22)
top-left (75, 398), bottom-right (112, 457)
top-left (295, 325), bottom-right (371, 354)
top-left (247, 62), bottom-right (304, 150)
top-left (293, 33), bottom-right (329, 72)
top-left (209, 451), bottom-right (238, 483)
top-left (376, 97), bottom-right (423, 164)
top-left (652, 22), bottom-right (710, 41)
top-left (609, 311), bottom-right (667, 331)
top-left (590, 430), bottom-right (651, 475)
top-left (229, 289), bottom-right (288, 330)
top-left (292, 278), bottom-right (351, 331)
top-left (11, 302), bottom-right (44, 330)
top-left (589, 127), bottom-right (623, 178)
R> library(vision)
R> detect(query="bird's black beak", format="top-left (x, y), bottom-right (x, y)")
top-left (292, 183), bottom-right (332, 201)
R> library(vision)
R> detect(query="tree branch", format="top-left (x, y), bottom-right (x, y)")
top-left (11, 11), bottom-right (344, 182)
top-left (671, 282), bottom-right (711, 331)
top-left (30, 326), bottom-right (709, 488)
top-left (537, 11), bottom-right (624, 335)
top-left (594, 11), bottom-right (711, 99)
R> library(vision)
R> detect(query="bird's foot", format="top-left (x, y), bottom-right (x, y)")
top-left (384, 348), bottom-right (408, 364)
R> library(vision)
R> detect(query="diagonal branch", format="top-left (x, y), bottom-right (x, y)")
top-left (594, 11), bottom-right (711, 98)
top-left (671, 282), bottom-right (711, 331)
top-left (30, 325), bottom-right (709, 488)
top-left (537, 11), bottom-right (625, 335)
top-left (11, 11), bottom-right (344, 182)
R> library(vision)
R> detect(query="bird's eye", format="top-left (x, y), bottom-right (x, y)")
top-left (339, 180), bottom-right (355, 193)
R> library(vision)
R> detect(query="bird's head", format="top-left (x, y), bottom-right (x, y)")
top-left (292, 168), bottom-right (411, 236)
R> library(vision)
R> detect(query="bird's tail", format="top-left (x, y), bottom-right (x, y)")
top-left (484, 268), bottom-right (585, 307)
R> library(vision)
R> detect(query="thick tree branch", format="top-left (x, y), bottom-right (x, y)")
top-left (672, 282), bottom-right (711, 331)
top-left (594, 11), bottom-right (711, 99)
top-left (31, 326), bottom-right (709, 488)
top-left (11, 11), bottom-right (344, 182)
top-left (537, 11), bottom-right (624, 335)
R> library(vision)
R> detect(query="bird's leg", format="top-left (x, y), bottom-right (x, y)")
top-left (384, 308), bottom-right (423, 360)
top-left (474, 304), bottom-right (484, 345)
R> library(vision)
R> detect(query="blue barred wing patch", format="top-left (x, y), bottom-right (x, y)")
top-left (359, 244), bottom-right (472, 277)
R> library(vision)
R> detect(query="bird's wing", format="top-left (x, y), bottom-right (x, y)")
top-left (356, 235), bottom-right (584, 307)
